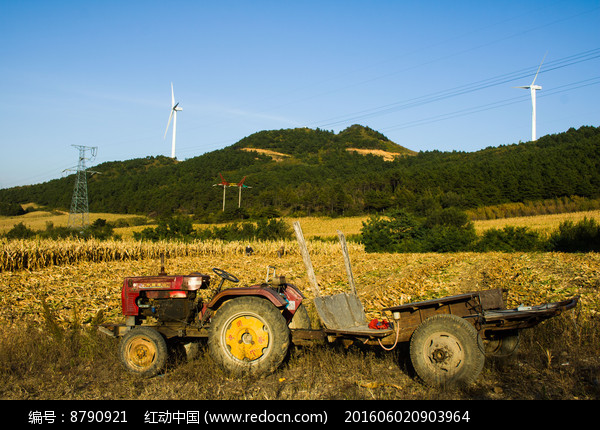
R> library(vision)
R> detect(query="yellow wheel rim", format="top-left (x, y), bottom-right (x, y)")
top-left (225, 316), bottom-right (269, 361)
top-left (127, 337), bottom-right (157, 369)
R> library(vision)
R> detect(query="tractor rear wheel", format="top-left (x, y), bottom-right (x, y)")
top-left (208, 296), bottom-right (290, 376)
top-left (409, 314), bottom-right (484, 388)
top-left (119, 327), bottom-right (168, 377)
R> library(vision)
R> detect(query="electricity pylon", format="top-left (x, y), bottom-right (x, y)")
top-left (65, 145), bottom-right (98, 229)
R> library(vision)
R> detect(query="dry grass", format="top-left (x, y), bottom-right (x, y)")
top-left (472, 210), bottom-right (600, 236)
top-left (288, 216), bottom-right (368, 238)
top-left (345, 148), bottom-right (411, 161)
top-left (1, 238), bottom-right (598, 325)
top-left (1, 285), bottom-right (598, 401)
top-left (0, 210), bottom-right (146, 233)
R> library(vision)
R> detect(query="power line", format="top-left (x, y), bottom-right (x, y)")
top-left (182, 6), bottom-right (599, 137)
top-left (312, 48), bottom-right (600, 129)
top-left (379, 76), bottom-right (600, 133)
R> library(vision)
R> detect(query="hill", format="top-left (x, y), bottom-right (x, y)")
top-left (1, 125), bottom-right (599, 220)
top-left (234, 124), bottom-right (416, 160)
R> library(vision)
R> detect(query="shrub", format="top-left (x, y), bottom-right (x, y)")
top-left (135, 216), bottom-right (293, 242)
top-left (362, 208), bottom-right (478, 253)
top-left (422, 224), bottom-right (477, 252)
top-left (4, 222), bottom-right (35, 239)
top-left (475, 226), bottom-right (547, 252)
top-left (197, 218), bottom-right (292, 242)
top-left (423, 207), bottom-right (471, 229)
top-left (420, 208), bottom-right (477, 252)
top-left (549, 218), bottom-right (600, 252)
top-left (361, 210), bottom-right (424, 253)
top-left (134, 215), bottom-right (194, 241)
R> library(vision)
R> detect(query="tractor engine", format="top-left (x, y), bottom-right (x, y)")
top-left (121, 273), bottom-right (210, 323)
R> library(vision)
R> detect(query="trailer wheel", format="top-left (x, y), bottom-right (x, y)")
top-left (208, 296), bottom-right (290, 376)
top-left (409, 314), bottom-right (484, 388)
top-left (119, 327), bottom-right (168, 377)
top-left (484, 330), bottom-right (521, 358)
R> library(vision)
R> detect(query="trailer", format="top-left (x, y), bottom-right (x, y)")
top-left (290, 286), bottom-right (577, 387)
top-left (288, 221), bottom-right (579, 387)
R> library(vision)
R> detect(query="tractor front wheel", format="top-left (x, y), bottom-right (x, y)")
top-left (119, 327), bottom-right (168, 377)
top-left (208, 296), bottom-right (290, 376)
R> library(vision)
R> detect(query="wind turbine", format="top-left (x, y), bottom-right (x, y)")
top-left (235, 176), bottom-right (252, 208)
top-left (515, 53), bottom-right (546, 141)
top-left (164, 82), bottom-right (182, 158)
top-left (213, 173), bottom-right (232, 211)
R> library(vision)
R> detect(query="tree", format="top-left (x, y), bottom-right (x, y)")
top-left (361, 210), bottom-right (423, 252)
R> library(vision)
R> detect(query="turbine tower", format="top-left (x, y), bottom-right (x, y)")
top-left (235, 176), bottom-right (252, 208)
top-left (164, 82), bottom-right (182, 158)
top-left (515, 53), bottom-right (546, 141)
top-left (213, 173), bottom-right (232, 211)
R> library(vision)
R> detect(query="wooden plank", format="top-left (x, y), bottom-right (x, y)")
top-left (291, 329), bottom-right (327, 345)
top-left (337, 230), bottom-right (357, 295)
top-left (292, 221), bottom-right (320, 297)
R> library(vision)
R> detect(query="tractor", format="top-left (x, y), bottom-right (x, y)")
top-left (99, 257), bottom-right (309, 377)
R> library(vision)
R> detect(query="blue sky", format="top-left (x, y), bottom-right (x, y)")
top-left (1, 0), bottom-right (599, 189)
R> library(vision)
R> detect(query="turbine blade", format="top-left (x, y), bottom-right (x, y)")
top-left (164, 111), bottom-right (174, 138)
top-left (531, 52), bottom-right (547, 86)
top-left (171, 82), bottom-right (175, 107)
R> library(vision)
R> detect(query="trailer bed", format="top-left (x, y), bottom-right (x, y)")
top-left (380, 289), bottom-right (578, 343)
top-left (292, 289), bottom-right (580, 346)
top-left (480, 296), bottom-right (579, 330)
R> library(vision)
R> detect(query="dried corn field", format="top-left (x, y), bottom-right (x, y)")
top-left (1, 237), bottom-right (598, 331)
top-left (2, 235), bottom-right (600, 402)
top-left (0, 237), bottom-right (295, 272)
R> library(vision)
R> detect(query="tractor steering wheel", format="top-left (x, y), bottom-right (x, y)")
top-left (212, 268), bottom-right (240, 284)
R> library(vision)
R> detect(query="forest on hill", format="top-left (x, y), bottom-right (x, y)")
top-left (1, 125), bottom-right (599, 221)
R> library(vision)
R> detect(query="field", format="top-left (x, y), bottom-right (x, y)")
top-left (472, 210), bottom-right (600, 236)
top-left (1, 212), bottom-right (599, 401)
top-left (0, 207), bottom-right (147, 234)
top-left (4, 209), bottom-right (600, 239)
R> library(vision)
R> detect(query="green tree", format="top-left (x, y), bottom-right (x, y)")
top-left (361, 210), bottom-right (423, 252)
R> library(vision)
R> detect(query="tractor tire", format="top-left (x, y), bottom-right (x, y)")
top-left (208, 296), bottom-right (290, 376)
top-left (409, 314), bottom-right (485, 388)
top-left (119, 327), bottom-right (168, 378)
